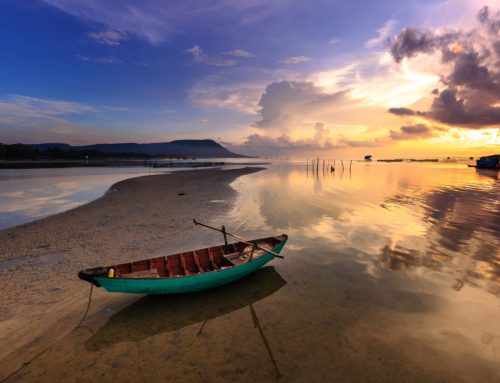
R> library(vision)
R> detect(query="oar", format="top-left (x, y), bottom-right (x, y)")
top-left (193, 219), bottom-right (284, 259)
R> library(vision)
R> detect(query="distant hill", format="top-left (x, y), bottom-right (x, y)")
top-left (28, 139), bottom-right (245, 158)
top-left (30, 143), bottom-right (73, 151)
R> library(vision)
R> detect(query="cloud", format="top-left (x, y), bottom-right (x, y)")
top-left (188, 77), bottom-right (263, 114)
top-left (0, 95), bottom-right (97, 141)
top-left (87, 29), bottom-right (126, 45)
top-left (389, 124), bottom-right (436, 140)
top-left (388, 107), bottom-right (417, 116)
top-left (185, 45), bottom-right (235, 67)
top-left (0, 95), bottom-right (97, 117)
top-left (329, 38), bottom-right (341, 45)
top-left (338, 136), bottom-right (389, 147)
top-left (389, 28), bottom-right (442, 63)
top-left (388, 6), bottom-right (500, 128)
top-left (237, 125), bottom-right (338, 152)
top-left (254, 81), bottom-right (349, 129)
top-left (229, 125), bottom-right (389, 155)
top-left (365, 19), bottom-right (396, 48)
top-left (43, 0), bottom-right (291, 45)
top-left (76, 54), bottom-right (122, 64)
top-left (223, 49), bottom-right (255, 57)
top-left (0, 94), bottom-right (130, 143)
top-left (279, 56), bottom-right (311, 64)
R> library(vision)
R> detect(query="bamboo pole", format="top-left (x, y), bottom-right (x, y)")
top-left (193, 220), bottom-right (285, 259)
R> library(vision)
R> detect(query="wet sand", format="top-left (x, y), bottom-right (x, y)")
top-left (0, 167), bottom-right (262, 381)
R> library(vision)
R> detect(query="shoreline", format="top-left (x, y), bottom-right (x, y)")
top-left (0, 160), bottom-right (268, 169)
top-left (0, 167), bottom-right (263, 379)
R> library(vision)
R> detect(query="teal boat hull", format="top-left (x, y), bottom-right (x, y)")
top-left (93, 237), bottom-right (287, 294)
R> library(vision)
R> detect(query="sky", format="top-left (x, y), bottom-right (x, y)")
top-left (0, 0), bottom-right (499, 157)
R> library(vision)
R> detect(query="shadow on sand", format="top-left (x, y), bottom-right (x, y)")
top-left (86, 266), bottom-right (286, 351)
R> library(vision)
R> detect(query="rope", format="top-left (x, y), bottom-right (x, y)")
top-left (1, 284), bottom-right (95, 383)
top-left (76, 284), bottom-right (94, 328)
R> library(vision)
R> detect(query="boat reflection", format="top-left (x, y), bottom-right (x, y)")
top-left (86, 266), bottom-right (286, 351)
top-left (474, 168), bottom-right (499, 180)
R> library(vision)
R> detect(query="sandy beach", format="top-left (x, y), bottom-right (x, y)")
top-left (0, 167), bottom-right (262, 381)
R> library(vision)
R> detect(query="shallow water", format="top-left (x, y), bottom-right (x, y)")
top-left (4, 161), bottom-right (500, 382)
top-left (0, 167), bottom-right (157, 230)
top-left (0, 160), bottom-right (265, 231)
top-left (230, 161), bottom-right (499, 295)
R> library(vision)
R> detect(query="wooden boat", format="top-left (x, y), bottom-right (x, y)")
top-left (78, 234), bottom-right (288, 294)
top-left (471, 154), bottom-right (500, 169)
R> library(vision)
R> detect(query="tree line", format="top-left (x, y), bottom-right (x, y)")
top-left (0, 143), bottom-right (153, 160)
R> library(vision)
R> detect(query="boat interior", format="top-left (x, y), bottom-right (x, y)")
top-left (110, 235), bottom-right (284, 279)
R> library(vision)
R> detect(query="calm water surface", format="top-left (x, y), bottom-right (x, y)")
top-left (6, 161), bottom-right (500, 382)
top-left (0, 167), bottom-right (156, 230)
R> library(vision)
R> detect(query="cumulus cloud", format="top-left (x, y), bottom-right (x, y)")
top-left (185, 45), bottom-right (235, 67)
top-left (254, 81), bottom-right (349, 129)
top-left (242, 133), bottom-right (324, 151)
top-left (223, 49), bottom-right (255, 57)
top-left (389, 6), bottom-right (500, 128)
top-left (389, 28), bottom-right (443, 63)
top-left (236, 123), bottom-right (337, 151)
top-left (279, 56), bottom-right (311, 64)
top-left (230, 126), bottom-right (388, 154)
top-left (87, 29), bottom-right (126, 45)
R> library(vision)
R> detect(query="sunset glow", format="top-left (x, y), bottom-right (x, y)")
top-left (0, 0), bottom-right (498, 157)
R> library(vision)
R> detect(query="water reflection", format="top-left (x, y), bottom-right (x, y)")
top-left (0, 167), bottom-right (157, 229)
top-left (229, 162), bottom-right (499, 295)
top-left (86, 266), bottom-right (286, 351)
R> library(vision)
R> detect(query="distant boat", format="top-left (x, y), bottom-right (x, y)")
top-left (469, 154), bottom-right (500, 169)
top-left (78, 232), bottom-right (288, 294)
top-left (364, 155), bottom-right (372, 161)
